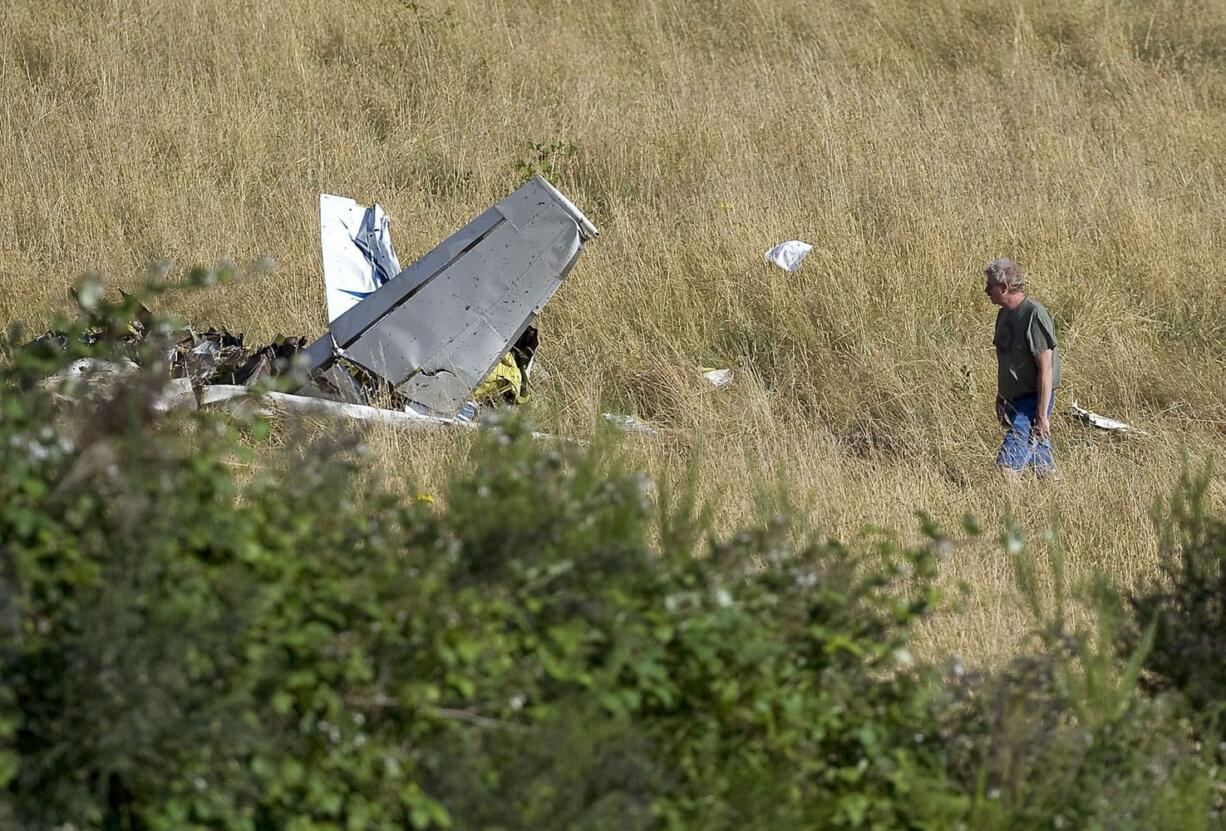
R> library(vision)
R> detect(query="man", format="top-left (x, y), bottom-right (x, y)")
top-left (984, 258), bottom-right (1061, 482)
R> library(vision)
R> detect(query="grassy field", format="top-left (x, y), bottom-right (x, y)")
top-left (5, 0), bottom-right (1226, 663)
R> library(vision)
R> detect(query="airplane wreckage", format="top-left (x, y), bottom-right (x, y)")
top-left (32, 175), bottom-right (1143, 439)
top-left (38, 176), bottom-right (603, 432)
top-left (303, 176), bottom-right (597, 418)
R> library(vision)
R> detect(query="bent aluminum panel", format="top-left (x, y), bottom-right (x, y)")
top-left (395, 216), bottom-right (583, 415)
top-left (528, 176), bottom-right (599, 241)
top-left (329, 206), bottom-right (505, 347)
top-left (304, 176), bottom-right (599, 414)
top-left (299, 332), bottom-right (337, 376)
top-left (343, 218), bottom-right (545, 383)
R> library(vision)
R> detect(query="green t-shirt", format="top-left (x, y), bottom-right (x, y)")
top-left (994, 297), bottom-right (1062, 400)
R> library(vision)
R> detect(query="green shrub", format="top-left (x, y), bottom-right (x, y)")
top-left (1130, 464), bottom-right (1226, 726)
top-left (935, 531), bottom-right (1219, 830)
top-left (0, 277), bottom-right (1220, 829)
top-left (0, 278), bottom-right (962, 829)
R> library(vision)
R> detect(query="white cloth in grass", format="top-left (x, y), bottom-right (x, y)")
top-left (763, 240), bottom-right (812, 272)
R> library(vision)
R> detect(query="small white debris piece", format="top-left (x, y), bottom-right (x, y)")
top-left (701, 368), bottom-right (734, 388)
top-left (763, 240), bottom-right (813, 273)
top-left (1070, 401), bottom-right (1146, 435)
top-left (602, 413), bottom-right (659, 436)
top-left (454, 401), bottom-right (479, 423)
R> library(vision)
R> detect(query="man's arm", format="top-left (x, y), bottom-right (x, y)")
top-left (1035, 349), bottom-right (1053, 440)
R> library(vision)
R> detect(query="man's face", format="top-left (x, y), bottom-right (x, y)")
top-left (984, 279), bottom-right (1007, 307)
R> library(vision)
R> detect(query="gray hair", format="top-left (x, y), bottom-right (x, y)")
top-left (984, 258), bottom-right (1024, 292)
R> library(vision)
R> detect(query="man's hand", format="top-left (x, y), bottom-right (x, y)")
top-left (995, 396), bottom-right (1010, 428)
top-left (1035, 411), bottom-right (1051, 441)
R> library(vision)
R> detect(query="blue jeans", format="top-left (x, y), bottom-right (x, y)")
top-left (997, 392), bottom-right (1055, 474)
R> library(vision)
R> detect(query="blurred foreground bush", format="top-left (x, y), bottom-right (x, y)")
top-left (0, 282), bottom-right (1220, 829)
top-left (1130, 464), bottom-right (1226, 729)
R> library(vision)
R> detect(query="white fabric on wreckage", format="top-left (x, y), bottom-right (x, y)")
top-left (320, 194), bottom-right (403, 323)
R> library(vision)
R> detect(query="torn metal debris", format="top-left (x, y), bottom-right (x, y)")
top-left (301, 175), bottom-right (598, 417)
top-left (171, 328), bottom-right (308, 388)
top-left (602, 413), bottom-right (659, 436)
top-left (34, 324), bottom-right (307, 393)
top-left (156, 378), bottom-right (474, 431)
top-left (1071, 401), bottom-right (1147, 436)
top-left (30, 177), bottom-right (599, 432)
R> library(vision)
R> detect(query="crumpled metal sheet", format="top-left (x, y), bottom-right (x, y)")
top-left (28, 177), bottom-right (595, 423)
top-left (33, 319), bottom-right (311, 391)
top-left (167, 328), bottom-right (309, 388)
top-left (302, 175), bottom-right (598, 417)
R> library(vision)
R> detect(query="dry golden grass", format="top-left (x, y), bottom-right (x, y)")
top-left (6, 0), bottom-right (1226, 663)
